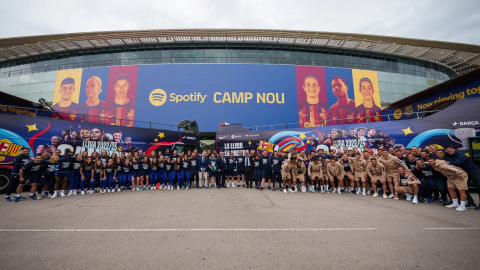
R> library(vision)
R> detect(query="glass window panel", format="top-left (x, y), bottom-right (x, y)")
top-left (415, 76), bottom-right (427, 86)
top-left (378, 81), bottom-right (392, 93)
top-left (17, 74), bottom-right (30, 84)
top-left (16, 94), bottom-right (27, 100)
top-left (390, 73), bottom-right (404, 84)
top-left (16, 84), bottom-right (29, 94)
top-left (403, 74), bottom-right (416, 85)
top-left (405, 85), bottom-right (417, 95)
top-left (27, 92), bottom-right (42, 102)
top-left (41, 81), bottom-right (55, 92)
top-left (6, 76), bottom-right (18, 86)
top-left (377, 72), bottom-right (391, 82)
top-left (28, 83), bottom-right (42, 93)
top-left (4, 85), bottom-right (16, 95)
top-left (379, 91), bottom-right (394, 103)
top-left (43, 71), bottom-right (57, 82)
top-left (0, 77), bottom-right (6, 87)
top-left (40, 91), bottom-right (54, 102)
top-left (391, 83), bottom-right (405, 94)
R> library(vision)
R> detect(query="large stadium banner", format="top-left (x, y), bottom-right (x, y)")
top-left (216, 98), bottom-right (480, 157)
top-left (0, 114), bottom-right (199, 166)
top-left (43, 65), bottom-right (384, 130)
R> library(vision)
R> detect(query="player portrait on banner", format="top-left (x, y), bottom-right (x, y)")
top-left (296, 66), bottom-right (328, 128)
top-left (105, 66), bottom-right (138, 127)
top-left (52, 70), bottom-right (82, 121)
top-left (355, 77), bottom-right (382, 123)
top-left (328, 76), bottom-right (357, 125)
top-left (79, 75), bottom-right (109, 124)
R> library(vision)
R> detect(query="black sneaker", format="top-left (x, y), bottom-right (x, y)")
top-left (268, 186), bottom-right (271, 190)
top-left (261, 187), bottom-right (264, 191)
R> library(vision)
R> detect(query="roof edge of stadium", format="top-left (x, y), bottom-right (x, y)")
top-left (385, 67), bottom-right (480, 109)
top-left (1, 28), bottom-right (479, 52)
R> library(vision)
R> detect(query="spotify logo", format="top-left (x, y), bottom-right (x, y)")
top-left (149, 89), bottom-right (167, 106)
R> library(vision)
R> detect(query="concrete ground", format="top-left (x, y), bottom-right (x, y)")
top-left (1, 187), bottom-right (479, 270)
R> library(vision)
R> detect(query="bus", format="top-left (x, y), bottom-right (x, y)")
top-left (215, 98), bottom-right (480, 157)
top-left (0, 114), bottom-right (199, 193)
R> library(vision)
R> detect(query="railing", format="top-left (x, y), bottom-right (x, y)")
top-left (243, 110), bottom-right (442, 131)
top-left (0, 57), bottom-right (451, 81)
top-left (0, 104), bottom-right (180, 131)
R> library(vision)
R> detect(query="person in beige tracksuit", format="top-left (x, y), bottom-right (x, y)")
top-left (378, 149), bottom-right (410, 199)
top-left (395, 166), bottom-right (421, 204)
top-left (348, 154), bottom-right (368, 196)
top-left (308, 157), bottom-right (323, 193)
top-left (367, 158), bottom-right (386, 198)
top-left (326, 158), bottom-right (345, 194)
top-left (282, 157), bottom-right (296, 193)
top-left (427, 158), bottom-right (468, 212)
top-left (292, 158), bottom-right (306, 192)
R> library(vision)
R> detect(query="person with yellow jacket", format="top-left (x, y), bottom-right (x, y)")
top-left (378, 149), bottom-right (410, 200)
top-left (395, 166), bottom-right (421, 204)
top-left (308, 157), bottom-right (323, 193)
top-left (292, 158), bottom-right (306, 192)
top-left (427, 157), bottom-right (468, 212)
top-left (347, 154), bottom-right (368, 196)
top-left (326, 158), bottom-right (345, 194)
top-left (367, 158), bottom-right (386, 198)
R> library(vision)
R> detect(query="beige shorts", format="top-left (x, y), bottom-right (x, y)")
top-left (398, 186), bottom-right (413, 194)
top-left (354, 172), bottom-right (366, 182)
top-left (345, 171), bottom-right (354, 179)
top-left (386, 173), bottom-right (400, 186)
top-left (310, 172), bottom-right (322, 180)
top-left (370, 175), bottom-right (385, 184)
top-left (447, 173), bottom-right (468, 190)
top-left (294, 175), bottom-right (305, 182)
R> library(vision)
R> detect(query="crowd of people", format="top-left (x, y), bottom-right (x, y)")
top-left (5, 144), bottom-right (480, 212)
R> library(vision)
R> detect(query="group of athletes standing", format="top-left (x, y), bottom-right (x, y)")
top-left (4, 144), bottom-right (480, 212)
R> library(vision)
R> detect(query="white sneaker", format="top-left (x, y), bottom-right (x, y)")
top-left (232, 183), bottom-right (236, 188)
top-left (382, 194), bottom-right (387, 199)
top-left (301, 186), bottom-right (306, 193)
top-left (367, 190), bottom-right (371, 195)
top-left (81, 191), bottom-right (85, 195)
top-left (337, 189), bottom-right (342, 195)
top-left (406, 194), bottom-right (412, 201)
top-left (177, 186), bottom-right (180, 190)
top-left (445, 204), bottom-right (459, 208)
top-left (137, 187), bottom-right (140, 191)
top-left (327, 189), bottom-right (331, 194)
top-left (117, 188), bottom-right (121, 192)
top-left (388, 194), bottom-right (394, 198)
top-left (163, 186), bottom-right (167, 190)
top-left (73, 190), bottom-right (77, 196)
top-left (88, 190), bottom-right (94, 194)
top-left (283, 189), bottom-right (287, 194)
top-left (36, 194), bottom-right (43, 200)
top-left (153, 186), bottom-right (156, 190)
top-left (321, 190), bottom-right (325, 194)
top-left (107, 189), bottom-right (111, 193)
top-left (356, 190), bottom-right (361, 195)
top-left (373, 193), bottom-right (378, 197)
top-left (171, 186), bottom-right (174, 190)
top-left (111, 189), bottom-right (115, 193)
top-left (332, 188), bottom-right (337, 193)
top-left (59, 191), bottom-right (66, 197)
top-left (67, 191), bottom-right (73, 196)
top-left (362, 192), bottom-right (366, 196)
top-left (455, 206), bottom-right (467, 212)
top-left (412, 197), bottom-right (419, 204)
top-left (51, 193), bottom-right (58, 199)
top-left (288, 188), bottom-right (294, 193)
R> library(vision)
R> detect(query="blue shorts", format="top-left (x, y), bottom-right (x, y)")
top-left (141, 171), bottom-right (149, 177)
top-left (57, 172), bottom-right (69, 179)
top-left (132, 171), bottom-right (139, 178)
top-left (236, 169), bottom-right (245, 175)
top-left (25, 175), bottom-right (40, 184)
top-left (261, 170), bottom-right (272, 179)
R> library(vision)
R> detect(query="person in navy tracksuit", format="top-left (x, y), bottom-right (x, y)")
top-left (181, 156), bottom-right (190, 189)
top-left (217, 152), bottom-right (227, 189)
top-left (260, 151), bottom-right (271, 191)
top-left (226, 153), bottom-right (236, 187)
top-left (114, 157), bottom-right (124, 192)
top-left (158, 156), bottom-right (166, 189)
top-left (18, 155), bottom-right (44, 202)
top-left (121, 159), bottom-right (133, 191)
top-left (5, 148), bottom-right (31, 202)
top-left (68, 154), bottom-right (83, 196)
top-left (93, 159), bottom-right (104, 193)
top-left (104, 159), bottom-right (117, 193)
top-left (131, 157), bottom-right (140, 191)
top-left (80, 157), bottom-right (94, 195)
top-left (189, 153), bottom-right (200, 188)
top-left (139, 157), bottom-right (151, 190)
top-left (270, 151), bottom-right (283, 191)
top-left (165, 157), bottom-right (175, 190)
top-left (207, 153), bottom-right (217, 188)
top-left (253, 155), bottom-right (262, 189)
top-left (175, 159), bottom-right (183, 189)
top-left (40, 154), bottom-right (58, 198)
top-left (150, 158), bottom-right (159, 189)
top-left (235, 152), bottom-right (245, 188)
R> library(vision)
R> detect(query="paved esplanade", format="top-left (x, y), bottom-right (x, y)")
top-left (1, 189), bottom-right (479, 270)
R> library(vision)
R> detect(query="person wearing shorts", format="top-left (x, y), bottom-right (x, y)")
top-left (378, 149), bottom-right (410, 200)
top-left (5, 148), bottom-right (31, 202)
top-left (349, 154), bottom-right (368, 196)
top-left (260, 151), bottom-right (272, 190)
top-left (281, 157), bottom-right (294, 193)
top-left (235, 152), bottom-right (245, 188)
top-left (395, 166), bottom-right (421, 204)
top-left (18, 155), bottom-right (44, 202)
top-left (428, 158), bottom-right (469, 212)
top-left (292, 158), bottom-right (306, 192)
top-left (367, 158), bottom-right (386, 197)
top-left (326, 158), bottom-right (345, 194)
top-left (341, 155), bottom-right (355, 194)
top-left (308, 157), bottom-right (323, 193)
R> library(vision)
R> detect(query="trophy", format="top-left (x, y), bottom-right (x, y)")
top-left (446, 128), bottom-right (477, 151)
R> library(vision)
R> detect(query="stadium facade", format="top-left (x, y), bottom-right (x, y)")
top-left (0, 29), bottom-right (479, 131)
